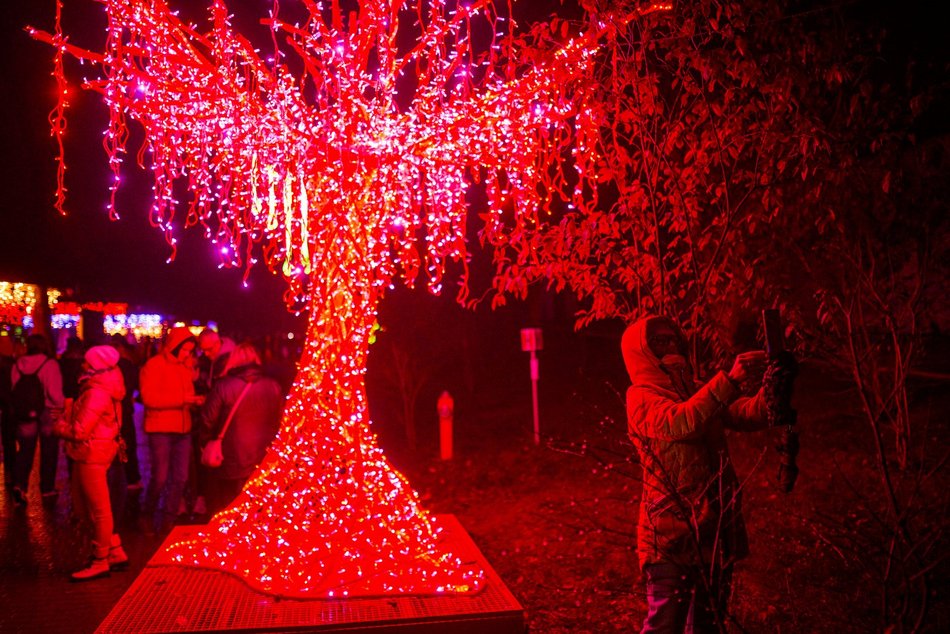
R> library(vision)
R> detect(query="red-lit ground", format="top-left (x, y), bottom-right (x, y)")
top-left (2, 332), bottom-right (947, 633)
top-left (379, 335), bottom-right (950, 633)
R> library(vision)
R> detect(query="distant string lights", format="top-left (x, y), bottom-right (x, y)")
top-left (0, 282), bottom-right (61, 325)
top-left (33, 0), bottom-right (669, 598)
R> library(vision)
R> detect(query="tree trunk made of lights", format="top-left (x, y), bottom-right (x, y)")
top-left (157, 248), bottom-right (481, 598)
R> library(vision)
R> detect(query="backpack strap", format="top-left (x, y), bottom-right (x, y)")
top-left (217, 381), bottom-right (253, 441)
top-left (18, 357), bottom-right (48, 378)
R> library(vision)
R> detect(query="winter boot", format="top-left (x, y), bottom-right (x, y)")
top-left (108, 534), bottom-right (129, 570)
top-left (70, 557), bottom-right (110, 582)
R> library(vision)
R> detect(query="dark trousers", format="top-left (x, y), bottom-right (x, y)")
top-left (14, 412), bottom-right (60, 494)
top-left (120, 404), bottom-right (141, 486)
top-left (206, 475), bottom-right (248, 517)
top-left (641, 562), bottom-right (733, 634)
top-left (188, 430), bottom-right (211, 508)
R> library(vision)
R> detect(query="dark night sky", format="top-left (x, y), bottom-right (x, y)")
top-left (0, 1), bottom-right (943, 335)
top-left (0, 2), bottom-right (310, 335)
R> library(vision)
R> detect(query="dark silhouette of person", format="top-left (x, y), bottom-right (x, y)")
top-left (110, 334), bottom-right (142, 489)
top-left (60, 336), bottom-right (85, 401)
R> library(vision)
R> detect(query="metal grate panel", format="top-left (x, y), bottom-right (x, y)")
top-left (96, 515), bottom-right (524, 633)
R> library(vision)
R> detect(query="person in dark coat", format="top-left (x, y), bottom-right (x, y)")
top-left (197, 343), bottom-right (282, 516)
top-left (110, 335), bottom-right (142, 489)
top-left (59, 336), bottom-right (85, 401)
top-left (197, 329), bottom-right (236, 393)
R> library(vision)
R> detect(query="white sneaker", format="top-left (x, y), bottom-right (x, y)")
top-left (71, 557), bottom-right (110, 582)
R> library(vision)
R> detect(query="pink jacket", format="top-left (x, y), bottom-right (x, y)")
top-left (56, 367), bottom-right (126, 464)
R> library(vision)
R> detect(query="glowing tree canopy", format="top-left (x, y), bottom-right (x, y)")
top-left (34, 0), bottom-right (666, 598)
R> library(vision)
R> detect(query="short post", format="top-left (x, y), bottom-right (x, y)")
top-left (437, 390), bottom-right (454, 461)
top-left (520, 328), bottom-right (543, 445)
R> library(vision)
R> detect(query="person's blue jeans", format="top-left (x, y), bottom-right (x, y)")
top-left (641, 562), bottom-right (732, 634)
top-left (14, 411), bottom-right (60, 495)
top-left (144, 432), bottom-right (191, 531)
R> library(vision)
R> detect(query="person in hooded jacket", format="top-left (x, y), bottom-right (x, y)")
top-left (54, 345), bottom-right (129, 581)
top-left (197, 342), bottom-right (282, 517)
top-left (11, 333), bottom-right (65, 504)
top-left (139, 326), bottom-right (203, 534)
top-left (622, 316), bottom-right (770, 634)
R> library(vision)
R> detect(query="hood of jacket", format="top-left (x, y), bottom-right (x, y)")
top-left (621, 316), bottom-right (689, 394)
top-left (15, 353), bottom-right (52, 375)
top-left (80, 366), bottom-right (126, 402)
top-left (164, 326), bottom-right (195, 355)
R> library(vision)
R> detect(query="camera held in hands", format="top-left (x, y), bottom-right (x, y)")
top-left (762, 309), bottom-right (800, 493)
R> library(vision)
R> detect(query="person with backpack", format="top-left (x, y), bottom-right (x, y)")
top-left (10, 333), bottom-right (65, 505)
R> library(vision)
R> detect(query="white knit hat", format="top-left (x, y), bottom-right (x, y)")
top-left (84, 345), bottom-right (120, 371)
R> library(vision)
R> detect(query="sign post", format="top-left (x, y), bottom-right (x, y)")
top-left (437, 390), bottom-right (454, 461)
top-left (520, 328), bottom-right (543, 445)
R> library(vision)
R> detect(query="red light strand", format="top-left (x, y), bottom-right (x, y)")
top-left (33, 0), bottom-right (668, 598)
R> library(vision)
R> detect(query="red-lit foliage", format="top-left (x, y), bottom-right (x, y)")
top-left (485, 0), bottom-right (946, 362)
top-left (485, 1), bottom-right (949, 629)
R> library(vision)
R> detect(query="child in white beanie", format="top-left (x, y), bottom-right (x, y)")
top-left (55, 345), bottom-right (129, 580)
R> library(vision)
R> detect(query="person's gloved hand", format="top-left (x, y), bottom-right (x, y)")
top-left (728, 350), bottom-right (768, 387)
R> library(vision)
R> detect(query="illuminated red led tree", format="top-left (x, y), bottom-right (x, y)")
top-left (34, 0), bottom-right (663, 598)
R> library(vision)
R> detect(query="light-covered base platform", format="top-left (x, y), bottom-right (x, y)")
top-left (95, 515), bottom-right (524, 633)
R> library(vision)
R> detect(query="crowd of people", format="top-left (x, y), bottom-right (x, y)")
top-left (0, 326), bottom-right (289, 582)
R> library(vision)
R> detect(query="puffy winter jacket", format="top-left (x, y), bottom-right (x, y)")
top-left (198, 364), bottom-right (283, 481)
top-left (622, 317), bottom-right (768, 569)
top-left (56, 367), bottom-right (125, 464)
top-left (140, 352), bottom-right (196, 434)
